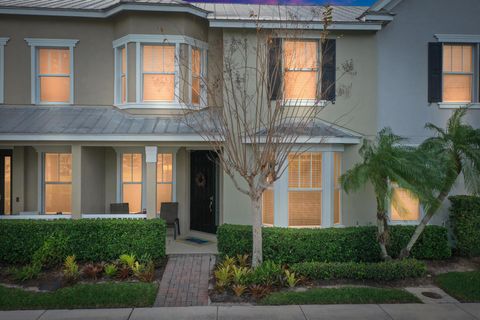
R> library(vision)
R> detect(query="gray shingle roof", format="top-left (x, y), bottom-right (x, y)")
top-left (0, 105), bottom-right (198, 136)
top-left (0, 0), bottom-right (368, 22)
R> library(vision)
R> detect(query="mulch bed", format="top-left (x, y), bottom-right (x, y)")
top-left (0, 257), bottom-right (168, 292)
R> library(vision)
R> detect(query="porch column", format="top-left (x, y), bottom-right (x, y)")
top-left (71, 144), bottom-right (82, 219)
top-left (322, 151), bottom-right (335, 227)
top-left (145, 146), bottom-right (157, 219)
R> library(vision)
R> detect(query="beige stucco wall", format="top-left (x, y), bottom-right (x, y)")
top-left (81, 147), bottom-right (107, 213)
top-left (23, 146), bottom-right (38, 212)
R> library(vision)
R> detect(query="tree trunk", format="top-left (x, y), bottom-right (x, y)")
top-left (251, 194), bottom-right (263, 268)
top-left (399, 188), bottom-right (451, 259)
top-left (377, 211), bottom-right (391, 260)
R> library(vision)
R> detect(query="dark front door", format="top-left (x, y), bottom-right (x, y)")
top-left (0, 150), bottom-right (12, 215)
top-left (190, 151), bottom-right (218, 234)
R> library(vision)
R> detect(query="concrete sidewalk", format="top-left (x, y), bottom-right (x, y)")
top-left (1, 304), bottom-right (479, 320)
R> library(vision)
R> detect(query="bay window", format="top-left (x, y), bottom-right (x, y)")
top-left (288, 153), bottom-right (322, 226)
top-left (157, 153), bottom-right (174, 212)
top-left (122, 153), bottom-right (143, 213)
top-left (390, 186), bottom-right (420, 223)
top-left (142, 45), bottom-right (176, 102)
top-left (191, 47), bottom-right (202, 105)
top-left (121, 46), bottom-right (127, 103)
top-left (44, 153), bottom-right (72, 214)
top-left (443, 44), bottom-right (474, 103)
top-left (0, 37), bottom-right (8, 104)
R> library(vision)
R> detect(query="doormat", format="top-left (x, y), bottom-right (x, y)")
top-left (180, 236), bottom-right (211, 245)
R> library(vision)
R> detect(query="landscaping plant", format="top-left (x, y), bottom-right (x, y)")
top-left (232, 284), bottom-right (247, 297)
top-left (82, 263), bottom-right (104, 280)
top-left (63, 255), bottom-right (80, 283)
top-left (284, 270), bottom-right (299, 288)
top-left (104, 264), bottom-right (118, 278)
top-left (399, 109), bottom-right (480, 258)
top-left (340, 128), bottom-right (443, 260)
top-left (119, 254), bottom-right (137, 270)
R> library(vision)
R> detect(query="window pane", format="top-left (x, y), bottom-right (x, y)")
top-left (157, 153), bottom-right (173, 183)
top-left (288, 154), bottom-right (299, 188)
top-left (299, 154), bottom-right (312, 188)
top-left (451, 45), bottom-right (463, 73)
top-left (121, 47), bottom-right (126, 74)
top-left (143, 45), bottom-right (175, 73)
top-left (262, 188), bottom-right (274, 225)
top-left (59, 154), bottom-right (72, 182)
top-left (40, 76), bottom-right (70, 103)
top-left (288, 191), bottom-right (321, 226)
top-left (122, 154), bottom-right (132, 182)
top-left (334, 189), bottom-right (341, 224)
top-left (143, 74), bottom-right (175, 101)
top-left (123, 183), bottom-right (142, 213)
top-left (132, 153), bottom-right (142, 182)
top-left (4, 157), bottom-right (11, 215)
top-left (284, 40), bottom-right (317, 69)
top-left (391, 188), bottom-right (420, 221)
top-left (462, 45), bottom-right (473, 72)
top-left (312, 153), bottom-right (322, 188)
top-left (156, 184), bottom-right (173, 213)
top-left (334, 153), bottom-right (341, 188)
top-left (39, 48), bottom-right (70, 74)
top-left (192, 77), bottom-right (200, 105)
top-left (121, 75), bottom-right (126, 103)
top-left (45, 184), bottom-right (71, 214)
top-left (45, 153), bottom-right (59, 182)
top-left (443, 45), bottom-right (452, 72)
top-left (192, 48), bottom-right (201, 76)
top-left (443, 74), bottom-right (472, 103)
top-left (284, 71), bottom-right (317, 100)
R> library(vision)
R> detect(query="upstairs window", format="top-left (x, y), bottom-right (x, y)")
top-left (443, 44), bottom-right (474, 103)
top-left (0, 37), bottom-right (8, 104)
top-left (25, 39), bottom-right (77, 105)
top-left (38, 48), bottom-right (71, 103)
top-left (121, 47), bottom-right (127, 103)
top-left (284, 40), bottom-right (318, 101)
top-left (191, 47), bottom-right (202, 105)
top-left (142, 45), bottom-right (176, 102)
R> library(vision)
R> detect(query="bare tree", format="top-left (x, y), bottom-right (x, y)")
top-left (177, 5), bottom-right (354, 267)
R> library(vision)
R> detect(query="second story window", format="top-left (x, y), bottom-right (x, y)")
top-left (38, 48), bottom-right (71, 103)
top-left (191, 47), bottom-right (201, 105)
top-left (0, 37), bottom-right (8, 104)
top-left (284, 40), bottom-right (318, 101)
top-left (25, 38), bottom-right (78, 105)
top-left (142, 45), bottom-right (176, 102)
top-left (443, 44), bottom-right (474, 103)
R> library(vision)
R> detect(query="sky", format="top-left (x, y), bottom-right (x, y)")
top-left (186, 0), bottom-right (376, 5)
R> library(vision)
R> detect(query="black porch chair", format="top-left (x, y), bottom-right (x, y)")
top-left (159, 202), bottom-right (180, 240)
top-left (110, 203), bottom-right (129, 214)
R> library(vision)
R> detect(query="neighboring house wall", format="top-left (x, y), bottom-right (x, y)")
top-left (376, 0), bottom-right (480, 226)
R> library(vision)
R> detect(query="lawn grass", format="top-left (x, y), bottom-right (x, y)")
top-left (436, 271), bottom-right (480, 302)
top-left (0, 282), bottom-right (158, 310)
top-left (260, 287), bottom-right (421, 305)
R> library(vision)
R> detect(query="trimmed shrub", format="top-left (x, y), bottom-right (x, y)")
top-left (217, 224), bottom-right (450, 264)
top-left (0, 219), bottom-right (166, 265)
top-left (290, 259), bottom-right (427, 281)
top-left (450, 195), bottom-right (480, 257)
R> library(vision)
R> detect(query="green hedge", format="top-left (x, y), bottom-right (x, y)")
top-left (450, 196), bottom-right (480, 257)
top-left (290, 259), bottom-right (427, 281)
top-left (0, 219), bottom-right (166, 265)
top-left (217, 224), bottom-right (451, 264)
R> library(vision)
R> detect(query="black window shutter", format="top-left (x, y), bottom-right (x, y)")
top-left (428, 42), bottom-right (443, 103)
top-left (321, 39), bottom-right (336, 102)
top-left (268, 38), bottom-right (282, 101)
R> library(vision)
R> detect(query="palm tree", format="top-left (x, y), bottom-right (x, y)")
top-left (340, 128), bottom-right (443, 260)
top-left (399, 109), bottom-right (480, 258)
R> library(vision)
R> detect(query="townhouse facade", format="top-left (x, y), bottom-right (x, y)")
top-left (0, 0), bottom-right (477, 235)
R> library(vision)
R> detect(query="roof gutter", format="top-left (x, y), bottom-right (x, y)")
top-left (208, 20), bottom-right (383, 31)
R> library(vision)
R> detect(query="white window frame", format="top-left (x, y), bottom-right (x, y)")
top-left (388, 184), bottom-right (424, 226)
top-left (333, 152), bottom-right (342, 226)
top-left (116, 148), bottom-right (146, 213)
top-left (156, 151), bottom-right (177, 213)
top-left (263, 145), bottom-right (344, 228)
top-left (0, 37), bottom-right (9, 104)
top-left (434, 34), bottom-right (480, 109)
top-left (114, 44), bottom-right (128, 105)
top-left (25, 38), bottom-right (78, 105)
top-left (442, 43), bottom-right (476, 104)
top-left (112, 34), bottom-right (208, 110)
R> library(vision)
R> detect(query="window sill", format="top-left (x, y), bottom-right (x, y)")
top-left (115, 103), bottom-right (204, 110)
top-left (276, 100), bottom-right (328, 107)
top-left (437, 102), bottom-right (480, 109)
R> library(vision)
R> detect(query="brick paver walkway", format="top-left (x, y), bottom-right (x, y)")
top-left (154, 254), bottom-right (216, 307)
